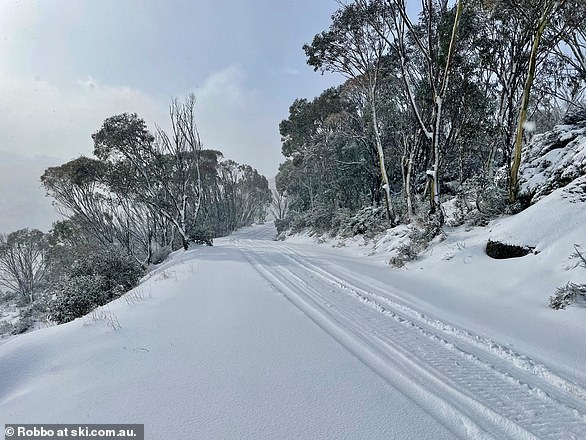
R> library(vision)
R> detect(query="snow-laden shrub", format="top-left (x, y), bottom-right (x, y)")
top-left (455, 173), bottom-right (509, 226)
top-left (50, 275), bottom-right (109, 324)
top-left (563, 108), bottom-right (586, 126)
top-left (330, 208), bottom-right (352, 236)
top-left (12, 297), bottom-right (49, 334)
top-left (66, 249), bottom-right (143, 292)
top-left (338, 206), bottom-right (389, 238)
top-left (549, 283), bottom-right (586, 309)
top-left (389, 244), bottom-right (418, 268)
top-left (385, 216), bottom-right (444, 268)
top-left (288, 204), bottom-right (350, 235)
top-left (289, 211), bottom-right (311, 234)
top-left (410, 213), bottom-right (445, 249)
top-left (274, 218), bottom-right (290, 235)
top-left (48, 249), bottom-right (143, 324)
top-left (286, 202), bottom-right (394, 239)
top-left (551, 245), bottom-right (586, 310)
top-left (189, 226), bottom-right (214, 246)
top-left (308, 201), bottom-right (337, 232)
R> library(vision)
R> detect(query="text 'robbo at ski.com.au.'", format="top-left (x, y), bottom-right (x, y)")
top-left (4, 424), bottom-right (144, 440)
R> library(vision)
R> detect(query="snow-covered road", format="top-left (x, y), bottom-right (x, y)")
top-left (232, 224), bottom-right (586, 439)
top-left (1, 223), bottom-right (585, 439)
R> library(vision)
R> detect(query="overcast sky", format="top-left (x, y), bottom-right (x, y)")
top-left (0, 0), bottom-right (345, 233)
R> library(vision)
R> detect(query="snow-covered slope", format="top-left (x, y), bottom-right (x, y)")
top-left (2, 222), bottom-right (585, 439)
top-left (0, 226), bottom-right (455, 440)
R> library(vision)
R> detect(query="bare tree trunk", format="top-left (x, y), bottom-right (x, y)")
top-left (401, 135), bottom-right (415, 221)
top-left (429, 0), bottom-right (463, 214)
top-left (509, 3), bottom-right (556, 203)
top-left (370, 87), bottom-right (395, 224)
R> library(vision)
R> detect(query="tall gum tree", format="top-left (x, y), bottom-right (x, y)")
top-left (93, 96), bottom-right (203, 250)
top-left (498, 0), bottom-right (570, 203)
top-left (358, 0), bottom-right (464, 217)
top-left (304, 1), bottom-right (396, 223)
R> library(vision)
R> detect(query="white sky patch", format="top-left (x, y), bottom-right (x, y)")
top-left (0, 73), bottom-right (165, 160)
top-left (191, 66), bottom-right (281, 176)
top-left (282, 67), bottom-right (300, 76)
top-left (77, 76), bottom-right (97, 89)
top-left (0, 151), bottom-right (60, 234)
top-left (0, 73), bottom-right (166, 233)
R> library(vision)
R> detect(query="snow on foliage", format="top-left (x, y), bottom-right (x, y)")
top-left (519, 116), bottom-right (586, 203)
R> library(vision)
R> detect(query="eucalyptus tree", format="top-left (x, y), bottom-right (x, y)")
top-left (470, 0), bottom-right (586, 203)
top-left (40, 156), bottom-right (117, 248)
top-left (92, 95), bottom-right (202, 250)
top-left (304, 1), bottom-right (397, 222)
top-left (0, 229), bottom-right (49, 304)
top-left (355, 0), bottom-right (464, 216)
top-left (494, 0), bottom-right (572, 202)
top-left (278, 85), bottom-right (379, 230)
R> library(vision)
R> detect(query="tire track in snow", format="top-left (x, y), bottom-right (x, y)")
top-left (236, 238), bottom-right (586, 440)
top-left (276, 242), bottom-right (586, 405)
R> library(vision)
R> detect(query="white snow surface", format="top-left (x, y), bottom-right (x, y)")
top-left (2, 206), bottom-right (586, 438)
top-left (287, 188), bottom-right (586, 386)
top-left (0, 225), bottom-right (455, 440)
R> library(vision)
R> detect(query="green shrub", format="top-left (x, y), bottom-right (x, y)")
top-left (50, 275), bottom-right (109, 324)
top-left (339, 206), bottom-right (388, 237)
top-left (189, 226), bottom-right (214, 246)
top-left (48, 248), bottom-right (143, 324)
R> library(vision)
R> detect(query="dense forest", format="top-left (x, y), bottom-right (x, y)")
top-left (0, 95), bottom-right (271, 330)
top-left (274, 0), bottom-right (585, 238)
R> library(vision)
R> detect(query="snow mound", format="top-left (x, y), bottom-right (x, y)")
top-left (489, 184), bottom-right (586, 257)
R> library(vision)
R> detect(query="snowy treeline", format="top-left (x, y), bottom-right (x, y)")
top-left (276, 0), bottom-right (586, 236)
top-left (0, 95), bottom-right (271, 333)
top-left (43, 96), bottom-right (271, 263)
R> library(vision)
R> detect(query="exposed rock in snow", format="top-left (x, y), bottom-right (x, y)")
top-left (562, 108), bottom-right (586, 126)
top-left (485, 239), bottom-right (534, 259)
